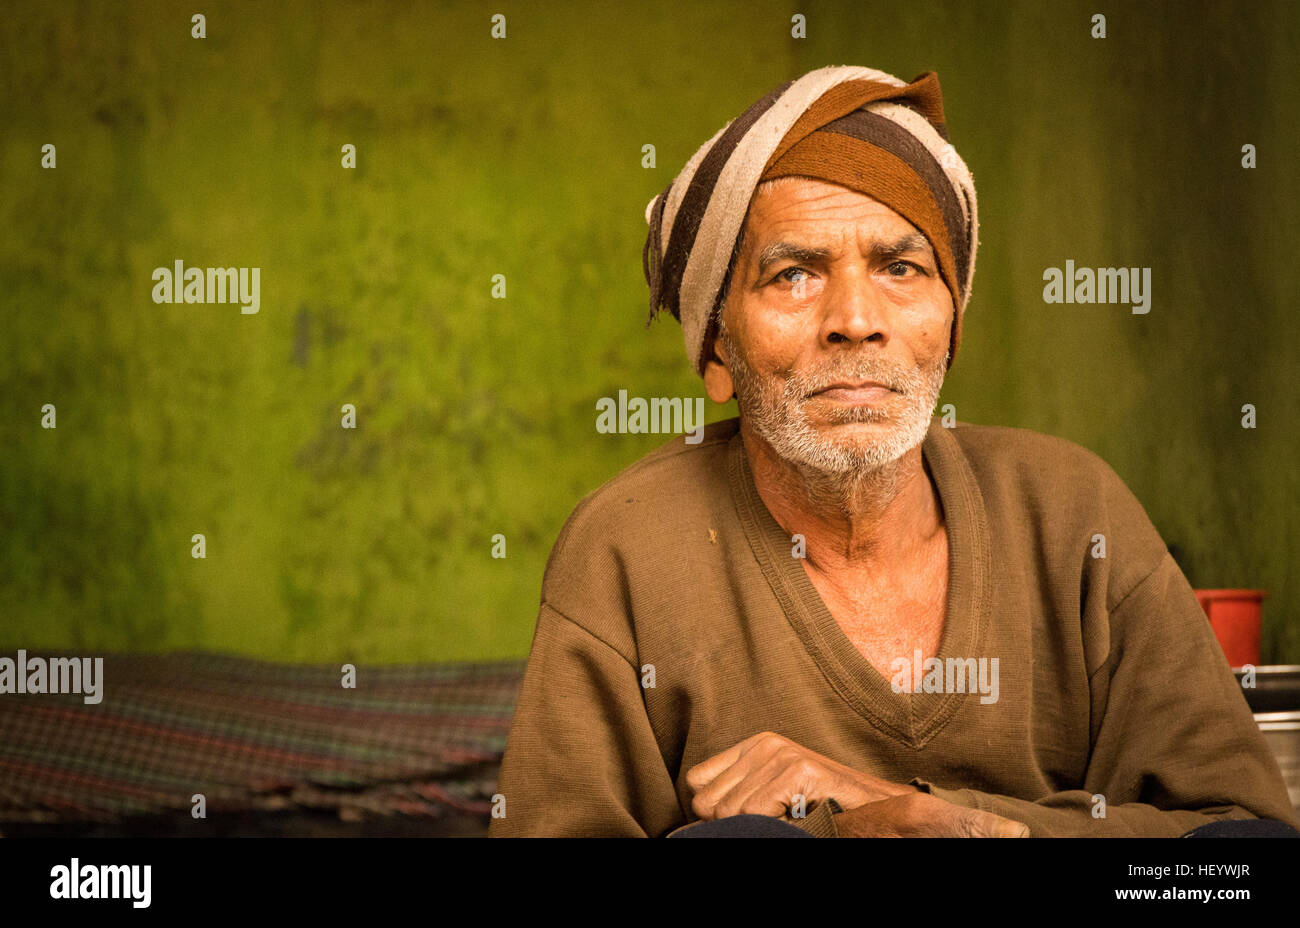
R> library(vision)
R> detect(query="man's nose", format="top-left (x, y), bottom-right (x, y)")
top-left (818, 270), bottom-right (888, 347)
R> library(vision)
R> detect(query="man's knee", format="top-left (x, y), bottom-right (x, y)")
top-left (668, 814), bottom-right (814, 838)
top-left (1181, 818), bottom-right (1300, 838)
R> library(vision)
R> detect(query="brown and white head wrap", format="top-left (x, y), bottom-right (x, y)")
top-left (642, 66), bottom-right (979, 376)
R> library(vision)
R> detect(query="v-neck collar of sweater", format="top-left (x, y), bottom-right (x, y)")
top-left (728, 418), bottom-right (993, 748)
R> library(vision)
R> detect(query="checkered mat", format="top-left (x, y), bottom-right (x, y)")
top-left (0, 652), bottom-right (525, 825)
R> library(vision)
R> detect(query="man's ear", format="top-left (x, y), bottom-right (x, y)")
top-left (703, 332), bottom-right (735, 404)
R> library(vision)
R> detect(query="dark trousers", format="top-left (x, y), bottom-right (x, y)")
top-left (668, 813), bottom-right (1300, 838)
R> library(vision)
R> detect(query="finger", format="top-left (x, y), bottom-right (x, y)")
top-left (954, 805), bottom-right (1030, 838)
top-left (685, 731), bottom-right (776, 791)
top-left (984, 814), bottom-right (1030, 838)
top-left (713, 755), bottom-right (801, 820)
top-left (691, 740), bottom-right (785, 818)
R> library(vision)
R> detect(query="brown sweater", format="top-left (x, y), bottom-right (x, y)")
top-left (489, 417), bottom-right (1297, 837)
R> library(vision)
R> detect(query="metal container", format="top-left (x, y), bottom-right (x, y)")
top-left (1233, 666), bottom-right (1300, 817)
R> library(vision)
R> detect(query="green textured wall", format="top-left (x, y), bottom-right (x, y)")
top-left (1, 0), bottom-right (1296, 663)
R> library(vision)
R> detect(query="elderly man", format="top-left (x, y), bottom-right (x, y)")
top-left (489, 66), bottom-right (1298, 837)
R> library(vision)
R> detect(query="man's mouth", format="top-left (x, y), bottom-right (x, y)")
top-left (808, 380), bottom-right (896, 403)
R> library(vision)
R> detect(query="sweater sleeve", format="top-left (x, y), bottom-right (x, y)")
top-left (911, 552), bottom-right (1298, 836)
top-left (487, 601), bottom-right (685, 837)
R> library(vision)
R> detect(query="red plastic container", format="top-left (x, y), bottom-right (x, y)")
top-left (1194, 589), bottom-right (1265, 668)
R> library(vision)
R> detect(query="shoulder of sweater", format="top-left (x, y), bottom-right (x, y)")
top-left (943, 420), bottom-right (1111, 476)
top-left (570, 414), bottom-right (738, 515)
top-left (945, 420), bottom-right (1170, 591)
top-left (539, 417), bottom-right (738, 592)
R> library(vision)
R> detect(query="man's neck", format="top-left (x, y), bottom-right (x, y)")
top-left (740, 424), bottom-right (943, 574)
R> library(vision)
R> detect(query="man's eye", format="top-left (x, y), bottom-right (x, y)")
top-left (776, 267), bottom-right (810, 285)
top-left (888, 261), bottom-right (921, 276)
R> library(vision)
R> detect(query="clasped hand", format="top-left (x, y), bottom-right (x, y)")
top-left (684, 731), bottom-right (1029, 837)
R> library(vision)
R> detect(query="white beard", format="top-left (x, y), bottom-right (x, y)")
top-left (721, 326), bottom-right (948, 476)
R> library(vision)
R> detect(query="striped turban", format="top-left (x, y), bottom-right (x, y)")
top-left (642, 66), bottom-right (979, 377)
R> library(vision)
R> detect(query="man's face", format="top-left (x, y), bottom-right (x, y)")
top-left (706, 176), bottom-right (954, 473)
